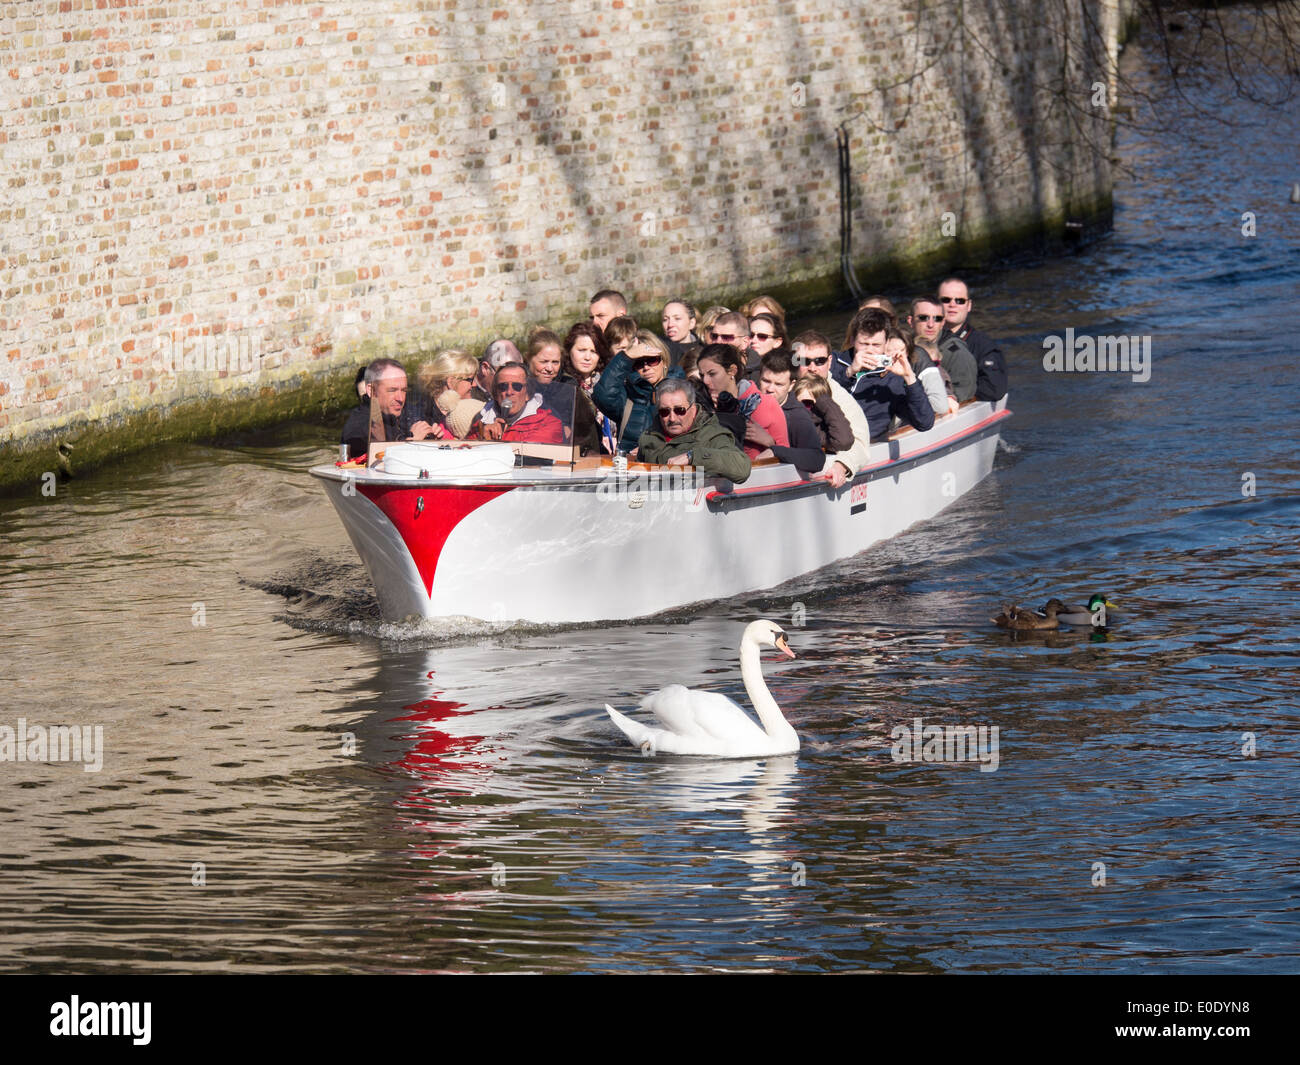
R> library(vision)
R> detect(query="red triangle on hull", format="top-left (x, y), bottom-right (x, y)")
top-left (359, 484), bottom-right (514, 598)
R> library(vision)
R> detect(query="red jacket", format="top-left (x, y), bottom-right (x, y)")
top-left (501, 407), bottom-right (565, 444)
top-left (473, 394), bottom-right (568, 445)
top-left (737, 379), bottom-right (789, 458)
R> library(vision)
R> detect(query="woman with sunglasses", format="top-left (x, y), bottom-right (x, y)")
top-left (747, 312), bottom-right (787, 361)
top-left (413, 348), bottom-right (485, 440)
top-left (591, 330), bottom-right (685, 455)
top-left (695, 343), bottom-right (788, 460)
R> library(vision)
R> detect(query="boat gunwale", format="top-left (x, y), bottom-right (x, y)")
top-left (308, 402), bottom-right (1010, 495)
top-left (707, 406), bottom-right (1010, 508)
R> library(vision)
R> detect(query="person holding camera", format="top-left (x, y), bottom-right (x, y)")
top-left (831, 307), bottom-right (934, 441)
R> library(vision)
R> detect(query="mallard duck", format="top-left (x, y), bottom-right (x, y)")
top-left (1044, 594), bottom-right (1117, 627)
top-left (991, 602), bottom-right (1062, 630)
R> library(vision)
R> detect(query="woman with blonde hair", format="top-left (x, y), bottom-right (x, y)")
top-left (413, 348), bottom-right (484, 439)
top-left (696, 305), bottom-right (730, 341)
top-left (592, 329), bottom-right (685, 454)
top-left (740, 294), bottom-right (786, 328)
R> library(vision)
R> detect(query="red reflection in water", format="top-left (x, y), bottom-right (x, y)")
top-left (390, 692), bottom-right (489, 777)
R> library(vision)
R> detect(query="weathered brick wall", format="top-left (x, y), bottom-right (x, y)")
top-left (1, 0), bottom-right (1115, 456)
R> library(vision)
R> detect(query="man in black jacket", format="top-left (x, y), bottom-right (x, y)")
top-left (937, 277), bottom-right (1008, 401)
top-left (753, 350), bottom-right (826, 476)
top-left (341, 358), bottom-right (433, 459)
top-left (909, 296), bottom-right (977, 402)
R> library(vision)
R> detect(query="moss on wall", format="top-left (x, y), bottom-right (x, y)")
top-left (2, 373), bottom-right (353, 496)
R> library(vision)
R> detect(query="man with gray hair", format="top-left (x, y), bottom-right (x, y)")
top-left (473, 338), bottom-right (523, 402)
top-left (340, 357), bottom-right (432, 459)
top-left (635, 379), bottom-right (751, 482)
top-left (484, 337), bottom-right (523, 370)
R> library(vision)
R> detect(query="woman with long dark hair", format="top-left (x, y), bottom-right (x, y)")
top-left (563, 322), bottom-right (615, 455)
top-left (695, 343), bottom-right (788, 460)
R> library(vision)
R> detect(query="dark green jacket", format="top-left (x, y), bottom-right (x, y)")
top-left (636, 409), bottom-right (752, 483)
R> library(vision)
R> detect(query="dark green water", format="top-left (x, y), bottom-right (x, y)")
top-left (1, 45), bottom-right (1298, 973)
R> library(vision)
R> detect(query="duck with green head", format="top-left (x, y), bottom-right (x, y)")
top-left (1043, 594), bottom-right (1117, 627)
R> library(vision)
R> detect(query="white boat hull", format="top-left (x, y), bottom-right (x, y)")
top-left (311, 399), bottom-right (1009, 624)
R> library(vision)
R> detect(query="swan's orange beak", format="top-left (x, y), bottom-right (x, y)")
top-left (775, 632), bottom-right (796, 659)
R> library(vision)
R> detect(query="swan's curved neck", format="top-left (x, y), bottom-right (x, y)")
top-left (739, 636), bottom-right (796, 742)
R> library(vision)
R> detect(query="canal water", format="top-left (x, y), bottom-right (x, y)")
top-left (2, 40), bottom-right (1298, 974)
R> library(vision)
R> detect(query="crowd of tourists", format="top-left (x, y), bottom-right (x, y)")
top-left (340, 278), bottom-right (1008, 485)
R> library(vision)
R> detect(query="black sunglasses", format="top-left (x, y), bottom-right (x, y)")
top-left (803, 355), bottom-right (830, 366)
top-left (632, 356), bottom-right (662, 369)
top-left (657, 403), bottom-right (693, 418)
top-left (939, 296), bottom-right (968, 305)
top-left (914, 314), bottom-right (943, 323)
top-left (495, 381), bottom-right (526, 393)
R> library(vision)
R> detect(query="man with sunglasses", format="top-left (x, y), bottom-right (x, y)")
top-left (909, 296), bottom-right (977, 402)
top-left (472, 363), bottom-right (566, 444)
top-left (473, 337), bottom-right (524, 402)
top-left (635, 379), bottom-right (752, 483)
top-left (936, 278), bottom-right (1008, 401)
top-left (754, 350), bottom-right (828, 477)
top-left (707, 311), bottom-right (756, 377)
top-left (791, 330), bottom-right (872, 489)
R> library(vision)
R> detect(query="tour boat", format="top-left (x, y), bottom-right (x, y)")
top-left (310, 398), bottom-right (1010, 624)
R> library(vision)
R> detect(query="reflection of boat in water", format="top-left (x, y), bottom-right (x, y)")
top-left (310, 398), bottom-right (1010, 624)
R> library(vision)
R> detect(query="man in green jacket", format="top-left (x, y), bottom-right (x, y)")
top-left (636, 380), bottom-right (752, 483)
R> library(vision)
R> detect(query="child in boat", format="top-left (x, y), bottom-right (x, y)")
top-left (791, 373), bottom-right (853, 453)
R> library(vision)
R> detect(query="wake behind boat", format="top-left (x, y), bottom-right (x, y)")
top-left (310, 397), bottom-right (1010, 625)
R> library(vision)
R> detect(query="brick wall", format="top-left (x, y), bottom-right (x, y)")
top-left (1, 0), bottom-right (1116, 453)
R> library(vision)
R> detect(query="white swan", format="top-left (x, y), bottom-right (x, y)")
top-left (605, 620), bottom-right (799, 758)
